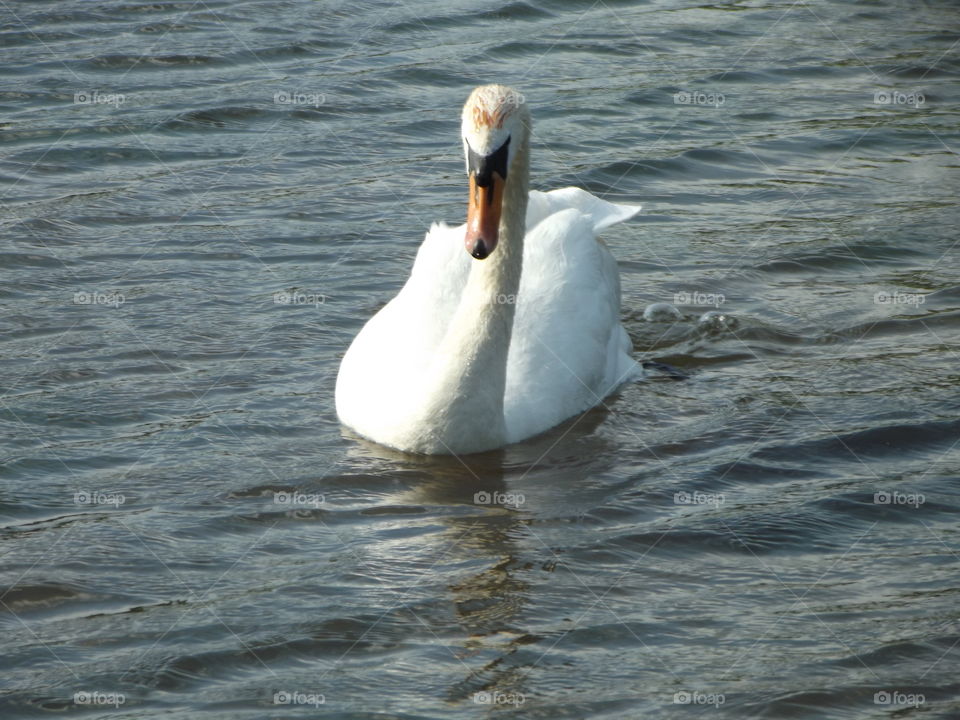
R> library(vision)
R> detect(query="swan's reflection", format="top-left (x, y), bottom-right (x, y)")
top-left (406, 453), bottom-right (535, 707)
top-left (343, 437), bottom-right (535, 705)
top-left (337, 402), bottom-right (624, 707)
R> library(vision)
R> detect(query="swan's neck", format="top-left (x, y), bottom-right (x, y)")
top-left (415, 139), bottom-right (530, 454)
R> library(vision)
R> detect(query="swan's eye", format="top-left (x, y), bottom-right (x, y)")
top-left (467, 137), bottom-right (510, 188)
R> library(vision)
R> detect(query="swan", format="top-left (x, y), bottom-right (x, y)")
top-left (335, 84), bottom-right (641, 455)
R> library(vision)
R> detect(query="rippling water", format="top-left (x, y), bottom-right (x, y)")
top-left (2, 1), bottom-right (959, 718)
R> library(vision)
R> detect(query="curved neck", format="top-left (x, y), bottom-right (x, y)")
top-left (415, 134), bottom-right (530, 454)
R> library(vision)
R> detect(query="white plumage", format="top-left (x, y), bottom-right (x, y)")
top-left (336, 187), bottom-right (640, 453)
top-left (336, 85), bottom-right (640, 454)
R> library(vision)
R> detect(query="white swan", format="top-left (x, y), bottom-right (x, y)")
top-left (336, 85), bottom-right (641, 455)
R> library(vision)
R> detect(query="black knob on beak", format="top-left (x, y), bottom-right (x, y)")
top-left (471, 239), bottom-right (490, 260)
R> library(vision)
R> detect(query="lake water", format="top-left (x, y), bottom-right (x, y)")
top-left (2, 0), bottom-right (959, 718)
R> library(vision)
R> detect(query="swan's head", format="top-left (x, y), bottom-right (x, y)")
top-left (461, 84), bottom-right (529, 260)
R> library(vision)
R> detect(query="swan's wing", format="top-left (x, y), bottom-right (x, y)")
top-left (400, 221), bottom-right (471, 349)
top-left (335, 222), bottom-right (469, 432)
top-left (506, 194), bottom-right (640, 443)
top-left (527, 187), bottom-right (641, 233)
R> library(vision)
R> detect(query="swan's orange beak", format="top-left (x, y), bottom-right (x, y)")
top-left (466, 171), bottom-right (504, 260)
top-left (464, 138), bottom-right (510, 260)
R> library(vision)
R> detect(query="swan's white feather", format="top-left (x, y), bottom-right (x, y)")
top-left (335, 187), bottom-right (641, 449)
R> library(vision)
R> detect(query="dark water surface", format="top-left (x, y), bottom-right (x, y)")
top-left (2, 0), bottom-right (959, 718)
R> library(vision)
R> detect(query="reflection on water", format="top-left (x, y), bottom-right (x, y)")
top-left (2, 0), bottom-right (959, 718)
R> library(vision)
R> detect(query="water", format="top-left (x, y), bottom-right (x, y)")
top-left (2, 0), bottom-right (959, 717)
